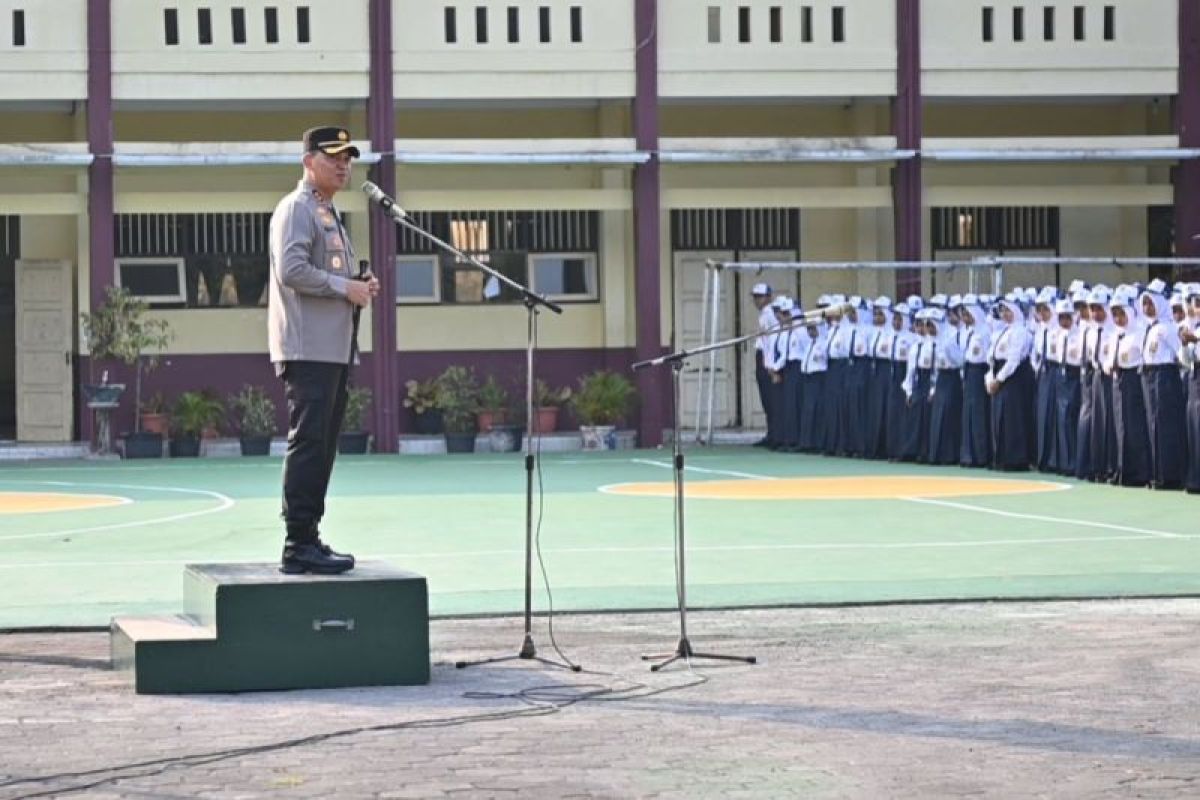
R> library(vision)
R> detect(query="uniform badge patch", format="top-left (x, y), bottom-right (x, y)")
top-left (331, 256), bottom-right (343, 270)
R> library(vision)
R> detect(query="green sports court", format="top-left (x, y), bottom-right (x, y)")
top-left (1, 448), bottom-right (1196, 630)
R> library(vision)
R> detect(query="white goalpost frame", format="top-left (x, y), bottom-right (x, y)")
top-left (691, 255), bottom-right (1200, 443)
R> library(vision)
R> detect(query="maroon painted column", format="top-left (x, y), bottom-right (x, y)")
top-left (1175, 0), bottom-right (1200, 269)
top-left (367, 0), bottom-right (398, 452)
top-left (84, 0), bottom-right (114, 443)
top-left (893, 0), bottom-right (923, 296)
top-left (632, 0), bottom-right (666, 447)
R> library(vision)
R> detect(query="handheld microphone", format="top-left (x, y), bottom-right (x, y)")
top-left (361, 181), bottom-right (408, 221)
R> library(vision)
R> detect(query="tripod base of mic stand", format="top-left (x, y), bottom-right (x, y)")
top-left (641, 637), bottom-right (756, 673)
top-left (455, 633), bottom-right (582, 671)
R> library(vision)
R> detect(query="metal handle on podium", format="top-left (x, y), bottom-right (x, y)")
top-left (312, 618), bottom-right (356, 632)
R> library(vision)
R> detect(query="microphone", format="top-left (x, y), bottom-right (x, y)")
top-left (361, 181), bottom-right (408, 221)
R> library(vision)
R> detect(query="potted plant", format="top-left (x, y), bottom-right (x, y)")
top-left (435, 366), bottom-right (479, 454)
top-left (402, 377), bottom-right (443, 435)
top-left (531, 379), bottom-right (571, 434)
top-left (140, 391), bottom-right (169, 437)
top-left (80, 286), bottom-right (173, 459)
top-left (169, 390), bottom-right (224, 457)
top-left (572, 371), bottom-right (637, 451)
top-left (475, 375), bottom-right (511, 432)
top-left (229, 385), bottom-right (276, 456)
top-left (338, 386), bottom-right (373, 454)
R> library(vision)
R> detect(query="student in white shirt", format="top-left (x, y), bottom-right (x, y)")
top-left (1139, 279), bottom-right (1187, 490)
top-left (1109, 293), bottom-right (1153, 487)
top-left (751, 283), bottom-right (775, 447)
top-left (1052, 298), bottom-right (1084, 476)
top-left (959, 296), bottom-right (992, 468)
top-left (986, 295), bottom-right (1034, 471)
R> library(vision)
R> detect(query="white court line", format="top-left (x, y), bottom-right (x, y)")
top-left (903, 496), bottom-right (1184, 539)
top-left (629, 458), bottom-right (778, 481)
top-left (0, 481), bottom-right (236, 542)
top-left (3, 531), bottom-right (1199, 569)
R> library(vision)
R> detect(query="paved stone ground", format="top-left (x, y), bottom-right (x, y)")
top-left (3, 600), bottom-right (1200, 798)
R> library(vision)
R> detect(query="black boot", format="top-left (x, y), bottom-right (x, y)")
top-left (309, 523), bottom-right (355, 567)
top-left (281, 539), bottom-right (355, 575)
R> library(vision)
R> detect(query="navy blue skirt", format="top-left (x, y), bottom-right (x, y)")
top-left (1053, 365), bottom-right (1082, 476)
top-left (823, 359), bottom-right (847, 455)
top-left (1187, 366), bottom-right (1200, 492)
top-left (778, 362), bottom-right (801, 450)
top-left (960, 363), bottom-right (991, 467)
top-left (1113, 367), bottom-right (1152, 487)
top-left (1035, 363), bottom-right (1058, 471)
top-left (907, 368), bottom-right (934, 463)
top-left (863, 358), bottom-right (891, 460)
top-left (992, 360), bottom-right (1033, 471)
top-left (842, 359), bottom-right (871, 457)
top-left (799, 372), bottom-right (825, 453)
top-left (1141, 365), bottom-right (1188, 489)
top-left (886, 361), bottom-right (909, 460)
top-left (929, 368), bottom-right (963, 465)
top-left (1088, 372), bottom-right (1117, 482)
top-left (1074, 366), bottom-right (1096, 479)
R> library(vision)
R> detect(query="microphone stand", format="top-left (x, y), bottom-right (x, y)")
top-left (363, 188), bottom-right (578, 672)
top-left (632, 305), bottom-right (844, 671)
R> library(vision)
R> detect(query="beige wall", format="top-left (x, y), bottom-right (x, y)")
top-left (0, 0), bottom-right (87, 100)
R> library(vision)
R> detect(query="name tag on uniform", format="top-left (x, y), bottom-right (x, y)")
top-left (971, 345), bottom-right (982, 358)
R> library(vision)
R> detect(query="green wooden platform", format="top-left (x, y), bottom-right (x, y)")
top-left (111, 562), bottom-right (430, 694)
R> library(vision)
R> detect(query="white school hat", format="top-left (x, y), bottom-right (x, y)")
top-left (752, 283), bottom-right (772, 296)
top-left (1054, 298), bottom-right (1074, 316)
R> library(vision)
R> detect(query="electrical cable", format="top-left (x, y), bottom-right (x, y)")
top-left (0, 670), bottom-right (706, 800)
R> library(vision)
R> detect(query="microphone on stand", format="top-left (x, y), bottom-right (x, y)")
top-left (362, 181), bottom-right (408, 222)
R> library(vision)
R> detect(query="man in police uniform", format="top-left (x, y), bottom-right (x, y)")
top-left (751, 283), bottom-right (775, 446)
top-left (269, 126), bottom-right (380, 574)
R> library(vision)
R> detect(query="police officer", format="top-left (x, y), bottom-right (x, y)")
top-left (269, 126), bottom-right (380, 574)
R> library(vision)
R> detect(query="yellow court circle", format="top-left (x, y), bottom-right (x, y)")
top-left (0, 492), bottom-right (131, 515)
top-left (604, 475), bottom-right (1068, 501)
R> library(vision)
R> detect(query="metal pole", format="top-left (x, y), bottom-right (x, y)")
top-left (693, 260), bottom-right (712, 441)
top-left (704, 266), bottom-right (723, 445)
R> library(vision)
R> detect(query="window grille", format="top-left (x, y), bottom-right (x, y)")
top-left (0, 217), bottom-right (19, 258)
top-left (932, 207), bottom-right (1060, 252)
top-left (670, 209), bottom-right (801, 251)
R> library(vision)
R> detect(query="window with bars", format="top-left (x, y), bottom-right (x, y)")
top-left (394, 210), bottom-right (600, 304)
top-left (160, 5), bottom-right (309, 45)
top-left (932, 207), bottom-right (1060, 252)
top-left (0, 216), bottom-right (18, 259)
top-left (113, 213), bottom-right (288, 308)
top-left (440, 5), bottom-right (583, 44)
top-left (670, 209), bottom-right (801, 252)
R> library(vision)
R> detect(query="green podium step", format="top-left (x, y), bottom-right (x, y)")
top-left (112, 562), bottom-right (430, 694)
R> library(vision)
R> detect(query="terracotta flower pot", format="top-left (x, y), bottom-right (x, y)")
top-left (530, 406), bottom-right (560, 434)
top-left (140, 412), bottom-right (169, 436)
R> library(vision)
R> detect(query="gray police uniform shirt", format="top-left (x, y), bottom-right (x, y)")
top-left (268, 179), bottom-right (357, 370)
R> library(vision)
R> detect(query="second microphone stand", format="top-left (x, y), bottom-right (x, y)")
top-left (365, 190), bottom-right (578, 672)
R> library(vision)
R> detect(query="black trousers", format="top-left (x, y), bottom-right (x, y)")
top-left (281, 360), bottom-right (350, 540)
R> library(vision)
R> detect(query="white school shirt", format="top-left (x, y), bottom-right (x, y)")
top-left (1113, 324), bottom-right (1146, 371)
top-left (962, 324), bottom-right (990, 366)
top-left (755, 304), bottom-right (777, 354)
top-left (872, 328), bottom-right (896, 360)
top-left (1141, 317), bottom-right (1183, 367)
top-left (787, 324), bottom-right (810, 363)
top-left (1058, 325), bottom-right (1084, 368)
top-left (933, 336), bottom-right (965, 370)
top-left (1098, 326), bottom-right (1121, 376)
top-left (987, 323), bottom-right (1031, 385)
top-left (828, 320), bottom-right (855, 360)
top-left (802, 330), bottom-right (829, 374)
top-left (891, 329), bottom-right (918, 365)
top-left (902, 335), bottom-right (937, 399)
top-left (766, 329), bottom-right (790, 372)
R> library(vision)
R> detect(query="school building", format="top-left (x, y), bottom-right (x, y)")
top-left (0, 0), bottom-right (1196, 448)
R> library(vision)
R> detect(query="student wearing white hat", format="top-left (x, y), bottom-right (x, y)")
top-left (902, 309), bottom-right (938, 463)
top-left (764, 295), bottom-right (793, 450)
top-left (1075, 287), bottom-right (1106, 480)
top-left (1108, 293), bottom-right (1152, 487)
top-left (824, 297), bottom-right (852, 456)
top-left (1184, 283), bottom-right (1200, 493)
top-left (798, 317), bottom-right (830, 453)
top-left (986, 295), bottom-right (1034, 471)
top-left (843, 296), bottom-right (874, 457)
top-left (926, 308), bottom-right (965, 465)
top-left (959, 296), bottom-right (992, 468)
top-left (864, 297), bottom-right (894, 460)
top-left (1139, 280), bottom-right (1187, 490)
top-left (751, 283), bottom-right (775, 447)
top-left (1052, 298), bottom-right (1084, 475)
top-left (1086, 288), bottom-right (1120, 482)
top-left (887, 302), bottom-right (919, 460)
top-left (1031, 287), bottom-right (1061, 472)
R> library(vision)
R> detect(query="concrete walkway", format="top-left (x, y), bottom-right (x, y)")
top-left (2, 600), bottom-right (1200, 798)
